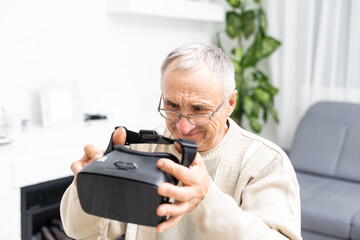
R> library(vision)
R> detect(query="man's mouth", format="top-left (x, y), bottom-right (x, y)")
top-left (177, 131), bottom-right (201, 139)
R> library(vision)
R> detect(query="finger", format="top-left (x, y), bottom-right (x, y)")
top-left (157, 215), bottom-right (183, 234)
top-left (71, 161), bottom-right (84, 176)
top-left (157, 158), bottom-right (195, 185)
top-left (113, 127), bottom-right (127, 145)
top-left (157, 183), bottom-right (193, 202)
top-left (70, 161), bottom-right (84, 186)
top-left (157, 201), bottom-right (189, 217)
top-left (84, 144), bottom-right (103, 161)
top-left (189, 152), bottom-right (203, 166)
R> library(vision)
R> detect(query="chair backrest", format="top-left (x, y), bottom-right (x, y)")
top-left (289, 101), bottom-right (360, 182)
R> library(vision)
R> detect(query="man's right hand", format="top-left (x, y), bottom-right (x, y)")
top-left (70, 127), bottom-right (127, 185)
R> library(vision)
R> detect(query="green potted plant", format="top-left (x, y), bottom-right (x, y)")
top-left (217, 0), bottom-right (281, 133)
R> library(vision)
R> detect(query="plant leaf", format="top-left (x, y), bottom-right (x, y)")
top-left (241, 34), bottom-right (281, 67)
top-left (253, 70), bottom-right (279, 97)
top-left (255, 35), bottom-right (281, 60)
top-left (243, 95), bottom-right (254, 116)
top-left (241, 45), bottom-right (256, 67)
top-left (216, 31), bottom-right (223, 49)
top-left (233, 46), bottom-right (243, 61)
top-left (241, 33), bottom-right (262, 67)
top-left (250, 117), bottom-right (262, 133)
top-left (226, 0), bottom-right (241, 8)
top-left (226, 11), bottom-right (242, 39)
top-left (262, 107), bottom-right (268, 122)
top-left (270, 107), bottom-right (279, 123)
top-left (231, 59), bottom-right (241, 75)
top-left (253, 69), bottom-right (267, 81)
top-left (267, 85), bottom-right (279, 97)
top-left (254, 87), bottom-right (271, 103)
top-left (252, 101), bottom-right (260, 118)
top-left (258, 9), bottom-right (267, 34)
top-left (242, 11), bottom-right (255, 39)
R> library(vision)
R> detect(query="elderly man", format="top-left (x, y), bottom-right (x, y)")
top-left (60, 43), bottom-right (302, 240)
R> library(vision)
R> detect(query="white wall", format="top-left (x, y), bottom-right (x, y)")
top-left (0, 2), bottom-right (224, 238)
top-left (0, 0), bottom-right (222, 130)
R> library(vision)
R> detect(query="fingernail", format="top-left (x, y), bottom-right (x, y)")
top-left (94, 154), bottom-right (102, 159)
top-left (157, 159), bottom-right (164, 168)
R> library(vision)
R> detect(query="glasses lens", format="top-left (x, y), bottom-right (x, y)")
top-left (188, 115), bottom-right (211, 125)
top-left (159, 109), bottom-right (180, 121)
top-left (159, 109), bottom-right (211, 125)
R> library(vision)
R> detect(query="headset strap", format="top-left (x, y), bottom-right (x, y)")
top-left (104, 127), bottom-right (198, 167)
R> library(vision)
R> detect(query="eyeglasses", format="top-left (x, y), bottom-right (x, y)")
top-left (157, 94), bottom-right (228, 125)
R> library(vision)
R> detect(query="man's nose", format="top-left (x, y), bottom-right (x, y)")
top-left (176, 116), bottom-right (196, 134)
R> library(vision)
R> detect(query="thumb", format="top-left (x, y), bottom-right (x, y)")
top-left (113, 127), bottom-right (127, 145)
top-left (191, 152), bottom-right (203, 165)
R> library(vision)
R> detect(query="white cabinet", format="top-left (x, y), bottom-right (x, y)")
top-left (0, 123), bottom-right (115, 239)
top-left (107, 0), bottom-right (225, 22)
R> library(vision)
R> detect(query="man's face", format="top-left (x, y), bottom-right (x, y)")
top-left (161, 62), bottom-right (234, 151)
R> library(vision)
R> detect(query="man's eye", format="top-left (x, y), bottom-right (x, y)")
top-left (170, 103), bottom-right (178, 108)
top-left (165, 103), bottom-right (178, 110)
top-left (193, 107), bottom-right (203, 112)
top-left (193, 105), bottom-right (209, 112)
top-left (164, 101), bottom-right (177, 108)
top-left (193, 109), bottom-right (210, 115)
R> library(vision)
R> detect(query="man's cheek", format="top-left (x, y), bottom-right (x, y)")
top-left (167, 122), bottom-right (179, 137)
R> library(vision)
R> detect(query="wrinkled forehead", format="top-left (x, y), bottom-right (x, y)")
top-left (161, 61), bottom-right (224, 98)
top-left (161, 66), bottom-right (223, 103)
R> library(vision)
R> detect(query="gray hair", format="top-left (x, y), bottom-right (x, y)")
top-left (160, 42), bottom-right (235, 97)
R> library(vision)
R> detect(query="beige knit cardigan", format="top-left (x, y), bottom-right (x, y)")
top-left (60, 118), bottom-right (302, 240)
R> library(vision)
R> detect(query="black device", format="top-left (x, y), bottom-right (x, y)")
top-left (77, 127), bottom-right (198, 227)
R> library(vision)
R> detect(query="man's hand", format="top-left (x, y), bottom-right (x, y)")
top-left (156, 151), bottom-right (210, 233)
top-left (70, 127), bottom-right (127, 185)
top-left (70, 144), bottom-right (104, 185)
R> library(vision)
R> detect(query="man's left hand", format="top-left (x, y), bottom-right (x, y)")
top-left (156, 152), bottom-right (210, 233)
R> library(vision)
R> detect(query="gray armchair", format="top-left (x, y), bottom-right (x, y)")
top-left (289, 101), bottom-right (360, 240)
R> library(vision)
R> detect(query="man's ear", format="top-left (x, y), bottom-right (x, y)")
top-left (227, 90), bottom-right (237, 117)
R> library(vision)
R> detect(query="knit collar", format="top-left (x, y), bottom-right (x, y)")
top-left (199, 118), bottom-right (235, 159)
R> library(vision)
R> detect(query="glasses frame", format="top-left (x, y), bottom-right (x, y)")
top-left (157, 94), bottom-right (228, 126)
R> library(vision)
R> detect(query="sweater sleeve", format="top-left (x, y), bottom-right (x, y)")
top-left (60, 182), bottom-right (126, 239)
top-left (188, 167), bottom-right (302, 240)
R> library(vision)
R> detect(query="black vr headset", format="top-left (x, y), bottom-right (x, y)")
top-left (77, 127), bottom-right (198, 227)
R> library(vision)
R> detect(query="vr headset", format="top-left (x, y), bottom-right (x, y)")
top-left (77, 127), bottom-right (198, 227)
